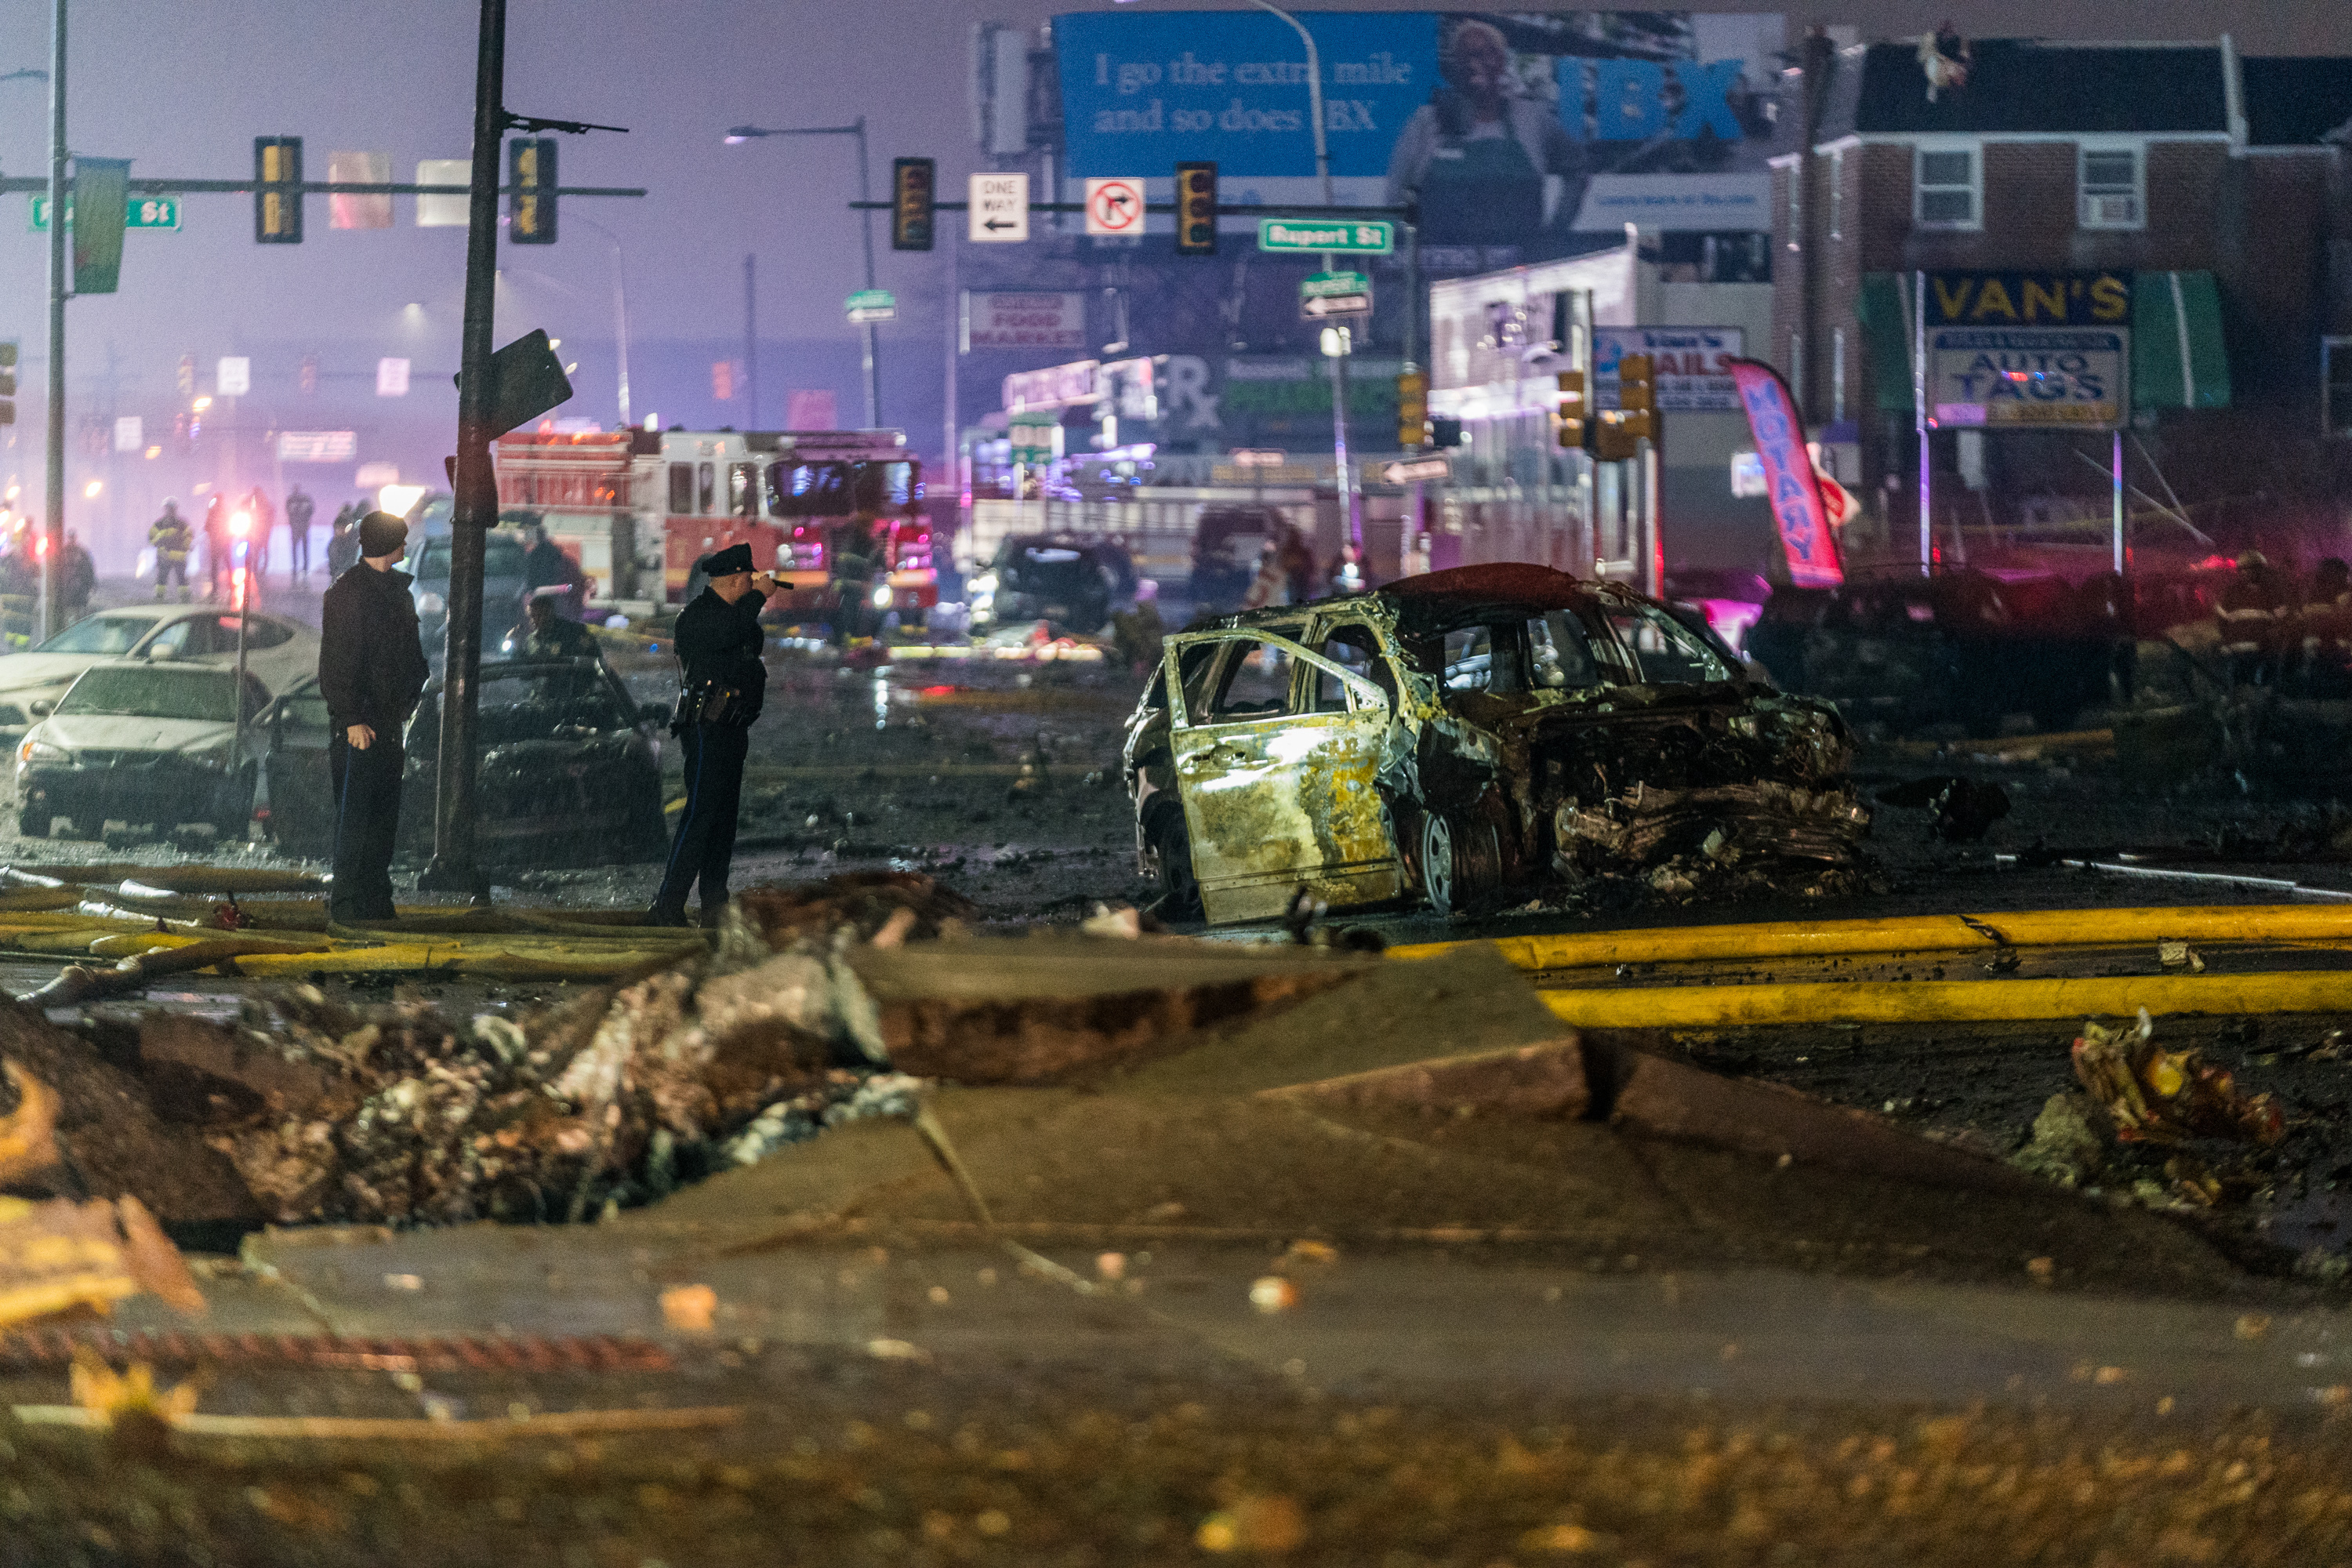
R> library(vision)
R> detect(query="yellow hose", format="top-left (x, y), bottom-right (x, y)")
top-left (1394, 904), bottom-right (2352, 971)
top-left (1538, 971), bottom-right (2352, 1029)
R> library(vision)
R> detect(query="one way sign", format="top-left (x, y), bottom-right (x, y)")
top-left (969, 172), bottom-right (1029, 243)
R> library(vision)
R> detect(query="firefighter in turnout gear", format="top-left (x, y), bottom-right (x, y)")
top-left (150, 500), bottom-right (194, 601)
top-left (647, 543), bottom-right (777, 927)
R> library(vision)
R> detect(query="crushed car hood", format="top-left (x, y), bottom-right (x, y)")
top-left (31, 713), bottom-right (238, 756)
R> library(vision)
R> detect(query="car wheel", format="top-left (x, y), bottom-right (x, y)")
top-left (1418, 808), bottom-right (1501, 918)
top-left (1419, 811), bottom-right (1457, 916)
top-left (1145, 798), bottom-right (1201, 920)
top-left (16, 809), bottom-right (43, 838)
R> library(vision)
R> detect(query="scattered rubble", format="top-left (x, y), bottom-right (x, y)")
top-left (2071, 1009), bottom-right (2286, 1147)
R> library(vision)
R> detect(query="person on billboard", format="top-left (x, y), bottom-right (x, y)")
top-left (1385, 17), bottom-right (1582, 252)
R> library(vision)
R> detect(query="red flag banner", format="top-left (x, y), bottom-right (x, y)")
top-left (1728, 358), bottom-right (1842, 589)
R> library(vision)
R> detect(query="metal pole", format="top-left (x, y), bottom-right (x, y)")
top-left (578, 214), bottom-right (630, 426)
top-left (855, 116), bottom-right (879, 428)
top-left (743, 252), bottom-right (757, 428)
top-left (2112, 428), bottom-right (2125, 576)
top-left (1401, 214), bottom-right (1423, 572)
top-left (422, 0), bottom-right (506, 900)
top-left (41, 0), bottom-right (65, 644)
top-left (1914, 268), bottom-right (1931, 576)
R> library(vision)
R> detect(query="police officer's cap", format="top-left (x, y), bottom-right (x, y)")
top-left (358, 511), bottom-right (408, 558)
top-left (704, 543), bottom-right (756, 576)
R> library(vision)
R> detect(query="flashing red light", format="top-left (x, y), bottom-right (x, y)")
top-left (230, 510), bottom-right (252, 538)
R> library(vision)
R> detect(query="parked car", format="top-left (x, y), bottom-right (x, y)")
top-left (256, 657), bottom-right (670, 866)
top-left (409, 528), bottom-right (532, 655)
top-left (1121, 564), bottom-right (1867, 924)
top-left (1186, 506), bottom-right (1290, 614)
top-left (968, 534), bottom-right (1136, 636)
top-left (14, 662), bottom-right (270, 840)
top-left (0, 605), bottom-right (316, 747)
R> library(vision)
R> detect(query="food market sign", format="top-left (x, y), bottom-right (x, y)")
top-left (1926, 270), bottom-right (2131, 430)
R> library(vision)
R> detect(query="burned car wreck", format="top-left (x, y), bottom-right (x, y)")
top-left (1123, 564), bottom-right (1871, 924)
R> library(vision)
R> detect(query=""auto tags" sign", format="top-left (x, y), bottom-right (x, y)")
top-left (1925, 270), bottom-right (2131, 430)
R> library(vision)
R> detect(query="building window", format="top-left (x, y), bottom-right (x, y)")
top-left (2078, 146), bottom-right (2143, 230)
top-left (1786, 164), bottom-right (1801, 252)
top-left (1828, 149), bottom-right (1843, 241)
top-left (1832, 328), bottom-right (1847, 423)
top-left (1915, 145), bottom-right (1979, 228)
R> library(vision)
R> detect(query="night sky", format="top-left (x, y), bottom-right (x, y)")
top-left (0, 2), bottom-right (2344, 564)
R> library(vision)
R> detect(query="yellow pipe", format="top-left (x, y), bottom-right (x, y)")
top-left (1394, 904), bottom-right (2352, 971)
top-left (1538, 971), bottom-right (2352, 1029)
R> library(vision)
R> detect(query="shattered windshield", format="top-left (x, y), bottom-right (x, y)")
top-left (56, 666), bottom-right (254, 722)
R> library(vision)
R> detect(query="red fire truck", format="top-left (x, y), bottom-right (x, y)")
top-left (492, 426), bottom-right (938, 619)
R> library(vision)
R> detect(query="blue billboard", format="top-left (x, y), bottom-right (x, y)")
top-left (1054, 11), bottom-right (1784, 265)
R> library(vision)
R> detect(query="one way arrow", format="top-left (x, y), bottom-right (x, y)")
top-left (985, 216), bottom-right (1020, 230)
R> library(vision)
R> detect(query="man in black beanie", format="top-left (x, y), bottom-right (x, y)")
top-left (318, 510), bottom-right (429, 924)
top-left (648, 542), bottom-right (777, 927)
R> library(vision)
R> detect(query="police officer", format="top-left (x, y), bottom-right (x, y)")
top-left (503, 585), bottom-right (599, 659)
top-left (648, 543), bottom-right (775, 927)
top-left (317, 511), bottom-right (430, 925)
top-left (150, 500), bottom-right (194, 601)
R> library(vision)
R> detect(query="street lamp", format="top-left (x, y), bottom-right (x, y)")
top-left (725, 119), bottom-right (880, 428)
top-left (1112, 0), bottom-right (1358, 551)
top-left (571, 212), bottom-right (634, 429)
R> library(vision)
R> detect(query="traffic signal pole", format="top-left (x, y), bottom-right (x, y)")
top-left (419, 0), bottom-right (508, 900)
top-left (40, 0), bottom-right (64, 644)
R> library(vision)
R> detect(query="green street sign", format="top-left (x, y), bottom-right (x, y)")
top-left (845, 288), bottom-right (897, 324)
top-left (1258, 217), bottom-right (1392, 255)
top-left (30, 194), bottom-right (183, 232)
top-left (1302, 270), bottom-right (1370, 298)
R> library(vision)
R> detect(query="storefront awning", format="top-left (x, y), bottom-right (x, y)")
top-left (1854, 270), bottom-right (2230, 413)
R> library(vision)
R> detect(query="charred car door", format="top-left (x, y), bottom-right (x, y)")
top-left (1164, 629), bottom-right (1403, 924)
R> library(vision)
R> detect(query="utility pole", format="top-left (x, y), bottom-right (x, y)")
top-left (724, 119), bottom-right (880, 426)
top-left (41, 0), bottom-right (65, 643)
top-left (420, 0), bottom-right (508, 899)
top-left (743, 252), bottom-right (757, 428)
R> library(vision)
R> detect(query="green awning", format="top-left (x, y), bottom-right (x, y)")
top-left (1857, 274), bottom-right (1916, 412)
top-left (2132, 270), bottom-right (2231, 410)
top-left (1854, 270), bottom-right (2231, 415)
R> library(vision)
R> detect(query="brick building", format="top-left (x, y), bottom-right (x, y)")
top-left (1769, 35), bottom-right (2352, 563)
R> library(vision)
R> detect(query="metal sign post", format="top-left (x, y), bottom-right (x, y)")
top-left (1914, 269), bottom-right (1930, 577)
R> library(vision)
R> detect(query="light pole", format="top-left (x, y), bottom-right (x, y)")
top-left (42, 2), bottom-right (66, 642)
top-left (572, 212), bottom-right (633, 427)
top-left (725, 119), bottom-right (879, 427)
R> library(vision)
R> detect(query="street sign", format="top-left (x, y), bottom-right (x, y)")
top-left (1083, 176), bottom-right (1144, 238)
top-left (1258, 218), bottom-right (1393, 255)
top-left (1381, 457), bottom-right (1450, 485)
top-left (1929, 327), bottom-right (2129, 429)
top-left (845, 288), bottom-right (898, 324)
top-left (1301, 270), bottom-right (1372, 321)
top-left (216, 357), bottom-right (251, 397)
top-left (1008, 413), bottom-right (1062, 463)
top-left (969, 172), bottom-right (1029, 243)
top-left (30, 194), bottom-right (182, 231)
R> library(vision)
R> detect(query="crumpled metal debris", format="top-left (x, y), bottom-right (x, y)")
top-left (1555, 780), bottom-right (1872, 898)
top-left (2071, 1009), bottom-right (2286, 1146)
top-left (189, 877), bottom-right (958, 1227)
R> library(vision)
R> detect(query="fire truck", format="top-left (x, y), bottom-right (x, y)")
top-left (492, 426), bottom-right (937, 619)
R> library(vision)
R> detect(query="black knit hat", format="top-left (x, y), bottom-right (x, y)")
top-left (703, 542), bottom-right (755, 576)
top-left (357, 510), bottom-right (408, 559)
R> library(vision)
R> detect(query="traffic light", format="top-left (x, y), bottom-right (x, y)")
top-left (1555, 369), bottom-right (1587, 449)
top-left (891, 157), bottom-right (935, 251)
top-left (1396, 368), bottom-right (1428, 448)
top-left (1174, 162), bottom-right (1218, 255)
top-left (509, 137), bottom-right (557, 245)
top-left (299, 354), bottom-right (319, 395)
top-left (1616, 352), bottom-right (1657, 441)
top-left (254, 136), bottom-right (303, 243)
top-left (0, 340), bottom-right (16, 426)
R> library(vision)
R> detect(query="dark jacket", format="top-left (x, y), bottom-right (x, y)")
top-left (319, 563), bottom-right (430, 735)
top-left (673, 586), bottom-right (767, 725)
top-left (506, 612), bottom-right (598, 660)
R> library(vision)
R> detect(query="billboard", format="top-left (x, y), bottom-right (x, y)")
top-left (1054, 11), bottom-right (1784, 266)
top-left (1592, 326), bottom-right (1744, 412)
top-left (1924, 271), bottom-right (2132, 430)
